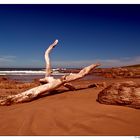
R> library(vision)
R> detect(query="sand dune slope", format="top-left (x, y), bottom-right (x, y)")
top-left (0, 87), bottom-right (140, 136)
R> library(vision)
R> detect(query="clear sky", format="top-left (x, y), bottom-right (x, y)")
top-left (0, 4), bottom-right (140, 68)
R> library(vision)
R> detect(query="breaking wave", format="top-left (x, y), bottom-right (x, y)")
top-left (0, 69), bottom-right (67, 76)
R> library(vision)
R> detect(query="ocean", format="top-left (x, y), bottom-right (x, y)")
top-left (0, 68), bottom-right (68, 82)
top-left (0, 68), bottom-right (104, 82)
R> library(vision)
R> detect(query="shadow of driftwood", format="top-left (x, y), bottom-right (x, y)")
top-left (38, 85), bottom-right (94, 99)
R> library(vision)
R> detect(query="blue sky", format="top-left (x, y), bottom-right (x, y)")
top-left (0, 4), bottom-right (140, 68)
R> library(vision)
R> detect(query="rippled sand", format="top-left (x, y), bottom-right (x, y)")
top-left (0, 78), bottom-right (140, 136)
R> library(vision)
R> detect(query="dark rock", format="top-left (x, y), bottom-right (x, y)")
top-left (88, 82), bottom-right (106, 88)
top-left (97, 81), bottom-right (140, 109)
top-left (88, 83), bottom-right (98, 88)
top-left (0, 77), bottom-right (8, 81)
top-left (127, 71), bottom-right (135, 77)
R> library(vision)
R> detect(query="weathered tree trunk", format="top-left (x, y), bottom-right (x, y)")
top-left (39, 39), bottom-right (76, 90)
top-left (0, 40), bottom-right (100, 105)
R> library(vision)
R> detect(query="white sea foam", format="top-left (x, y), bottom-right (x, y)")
top-left (0, 70), bottom-right (68, 76)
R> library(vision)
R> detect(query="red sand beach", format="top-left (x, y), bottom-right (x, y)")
top-left (0, 77), bottom-right (140, 136)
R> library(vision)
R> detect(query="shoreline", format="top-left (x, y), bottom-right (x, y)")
top-left (0, 73), bottom-right (140, 135)
top-left (0, 73), bottom-right (105, 83)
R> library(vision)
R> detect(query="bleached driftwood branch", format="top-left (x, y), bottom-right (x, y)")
top-left (0, 40), bottom-right (100, 105)
top-left (39, 39), bottom-right (76, 90)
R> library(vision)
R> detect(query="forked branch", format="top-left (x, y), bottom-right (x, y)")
top-left (0, 40), bottom-right (100, 106)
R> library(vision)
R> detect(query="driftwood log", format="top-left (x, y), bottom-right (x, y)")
top-left (0, 40), bottom-right (100, 105)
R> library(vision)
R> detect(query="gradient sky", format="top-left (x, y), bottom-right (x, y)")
top-left (0, 4), bottom-right (140, 68)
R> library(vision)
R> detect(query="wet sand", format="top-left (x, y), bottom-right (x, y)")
top-left (0, 77), bottom-right (140, 136)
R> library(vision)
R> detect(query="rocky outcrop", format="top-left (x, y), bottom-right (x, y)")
top-left (93, 67), bottom-right (140, 78)
top-left (97, 81), bottom-right (140, 109)
top-left (0, 76), bottom-right (39, 97)
top-left (88, 82), bottom-right (106, 88)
